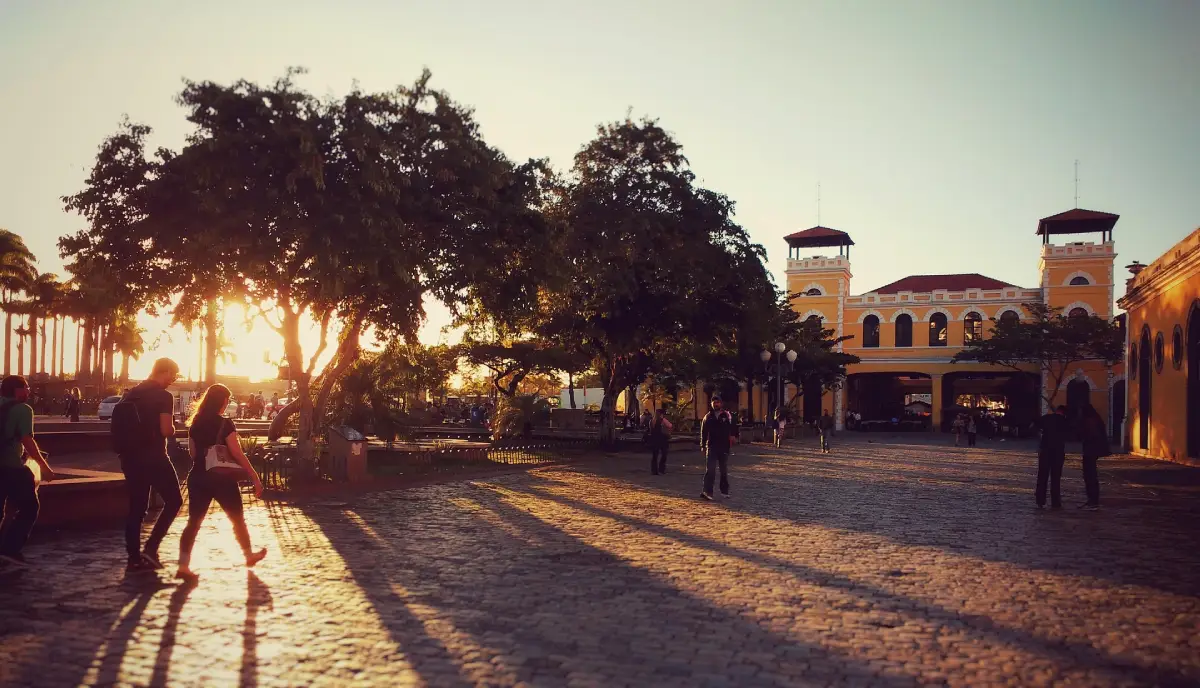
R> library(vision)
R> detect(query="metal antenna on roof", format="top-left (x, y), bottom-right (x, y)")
top-left (1074, 160), bottom-right (1079, 208)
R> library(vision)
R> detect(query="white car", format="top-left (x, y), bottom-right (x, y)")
top-left (98, 396), bottom-right (121, 420)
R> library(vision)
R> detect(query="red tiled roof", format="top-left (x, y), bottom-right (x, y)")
top-left (868, 273), bottom-right (1018, 294)
top-left (783, 226), bottom-right (855, 246)
top-left (1036, 208), bottom-right (1119, 235)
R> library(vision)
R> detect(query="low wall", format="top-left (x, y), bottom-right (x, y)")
top-left (30, 473), bottom-right (127, 530)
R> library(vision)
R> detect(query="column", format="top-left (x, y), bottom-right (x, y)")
top-left (930, 373), bottom-right (944, 433)
top-left (834, 387), bottom-right (844, 430)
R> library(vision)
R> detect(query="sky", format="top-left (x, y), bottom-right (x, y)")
top-left (2, 0), bottom-right (1198, 381)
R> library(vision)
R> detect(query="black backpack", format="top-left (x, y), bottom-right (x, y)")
top-left (110, 395), bottom-right (143, 457)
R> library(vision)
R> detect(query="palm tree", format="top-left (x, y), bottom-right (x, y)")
top-left (28, 272), bottom-right (62, 376)
top-left (110, 317), bottom-right (145, 384)
top-left (0, 230), bottom-right (37, 375)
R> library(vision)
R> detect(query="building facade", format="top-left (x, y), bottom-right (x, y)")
top-left (774, 209), bottom-right (1123, 434)
top-left (1117, 227), bottom-right (1200, 465)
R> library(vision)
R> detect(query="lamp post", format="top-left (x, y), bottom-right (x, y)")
top-left (761, 342), bottom-right (798, 420)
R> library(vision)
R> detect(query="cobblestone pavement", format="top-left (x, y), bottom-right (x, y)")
top-left (2, 437), bottom-right (1198, 687)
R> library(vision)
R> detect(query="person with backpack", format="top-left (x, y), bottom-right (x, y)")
top-left (175, 383), bottom-right (266, 583)
top-left (817, 410), bottom-right (834, 454)
top-left (0, 376), bottom-right (57, 568)
top-left (700, 394), bottom-right (739, 500)
top-left (648, 407), bottom-right (673, 475)
top-left (113, 358), bottom-right (184, 572)
top-left (1077, 403), bottom-right (1109, 511)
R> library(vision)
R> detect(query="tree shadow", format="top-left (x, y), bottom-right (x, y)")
top-left (509, 475), bottom-right (1198, 686)
top-left (297, 484), bottom-right (920, 686)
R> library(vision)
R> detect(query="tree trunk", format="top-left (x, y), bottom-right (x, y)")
top-left (312, 320), bottom-right (364, 431)
top-left (28, 316), bottom-right (38, 375)
top-left (598, 390), bottom-right (619, 449)
top-left (15, 319), bottom-right (24, 376)
top-left (80, 321), bottom-right (94, 380)
top-left (744, 375), bottom-right (755, 422)
top-left (104, 327), bottom-right (116, 388)
top-left (4, 310), bottom-right (11, 376)
top-left (121, 354), bottom-right (130, 384)
top-left (204, 298), bottom-right (218, 384)
top-left (39, 318), bottom-right (47, 375)
top-left (51, 317), bottom-right (58, 378)
top-left (75, 319), bottom-right (82, 378)
top-left (568, 372), bottom-right (576, 409)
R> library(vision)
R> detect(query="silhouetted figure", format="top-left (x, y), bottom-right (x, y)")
top-left (1036, 405), bottom-right (1070, 510)
top-left (1077, 403), bottom-right (1109, 510)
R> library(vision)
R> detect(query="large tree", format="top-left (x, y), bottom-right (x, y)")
top-left (952, 302), bottom-right (1124, 410)
top-left (539, 118), bottom-right (767, 446)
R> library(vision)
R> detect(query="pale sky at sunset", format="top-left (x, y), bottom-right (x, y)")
top-left (2, 0), bottom-right (1197, 381)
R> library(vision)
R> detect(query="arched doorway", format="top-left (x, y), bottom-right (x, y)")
top-left (803, 383), bottom-right (822, 423)
top-left (1139, 326), bottom-right (1152, 451)
top-left (1189, 302), bottom-right (1200, 458)
top-left (1111, 380), bottom-right (1126, 443)
top-left (1066, 378), bottom-right (1090, 426)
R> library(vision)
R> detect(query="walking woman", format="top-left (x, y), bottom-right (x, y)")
top-left (1078, 403), bottom-right (1109, 511)
top-left (176, 384), bottom-right (266, 583)
top-left (773, 408), bottom-right (787, 448)
top-left (68, 388), bottom-right (81, 423)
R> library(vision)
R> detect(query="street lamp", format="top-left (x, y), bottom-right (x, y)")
top-left (762, 343), bottom-right (798, 420)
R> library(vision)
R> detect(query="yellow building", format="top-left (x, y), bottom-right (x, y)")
top-left (775, 209), bottom-right (1123, 434)
top-left (1117, 227), bottom-right (1200, 465)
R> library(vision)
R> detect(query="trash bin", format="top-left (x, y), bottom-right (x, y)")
top-left (328, 425), bottom-right (367, 482)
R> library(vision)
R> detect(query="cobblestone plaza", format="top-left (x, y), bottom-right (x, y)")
top-left (1, 437), bottom-right (1197, 687)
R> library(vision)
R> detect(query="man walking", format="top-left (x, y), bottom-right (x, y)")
top-left (115, 358), bottom-right (184, 571)
top-left (0, 376), bottom-right (58, 568)
top-left (1036, 404), bottom-right (1069, 510)
top-left (817, 410), bottom-right (834, 454)
top-left (648, 407), bottom-right (673, 475)
top-left (700, 394), bottom-right (739, 500)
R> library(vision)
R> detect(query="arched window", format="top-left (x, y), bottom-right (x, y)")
top-left (1173, 324), bottom-right (1184, 369)
top-left (1068, 307), bottom-right (1089, 319)
top-left (1069, 276), bottom-right (1091, 286)
top-left (928, 313), bottom-right (948, 346)
top-left (1155, 332), bottom-right (1165, 373)
top-left (999, 310), bottom-right (1020, 326)
top-left (963, 312), bottom-right (983, 343)
top-left (805, 288), bottom-right (822, 296)
top-left (895, 314), bottom-right (913, 348)
top-left (805, 314), bottom-right (823, 329)
top-left (863, 315), bottom-right (880, 348)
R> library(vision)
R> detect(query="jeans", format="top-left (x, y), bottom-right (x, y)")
top-left (967, 432), bottom-right (977, 447)
top-left (650, 441), bottom-right (668, 474)
top-left (1035, 450), bottom-right (1065, 507)
top-left (121, 454), bottom-right (183, 560)
top-left (819, 430), bottom-right (830, 453)
top-left (0, 465), bottom-right (39, 556)
top-left (703, 450), bottom-right (730, 496)
top-left (1082, 454), bottom-right (1100, 505)
top-left (179, 471), bottom-right (252, 564)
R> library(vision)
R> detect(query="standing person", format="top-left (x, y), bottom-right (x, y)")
top-left (640, 409), bottom-right (653, 431)
top-left (1077, 403), bottom-right (1109, 511)
top-left (966, 415), bottom-right (978, 447)
top-left (648, 407), bottom-right (673, 475)
top-left (817, 410), bottom-right (834, 454)
top-left (0, 376), bottom-right (58, 567)
top-left (700, 395), bottom-right (738, 500)
top-left (176, 384), bottom-right (266, 583)
top-left (1036, 405), bottom-right (1070, 510)
top-left (773, 408), bottom-right (787, 448)
top-left (952, 414), bottom-right (964, 446)
top-left (114, 358), bottom-right (184, 571)
top-left (68, 388), bottom-right (81, 423)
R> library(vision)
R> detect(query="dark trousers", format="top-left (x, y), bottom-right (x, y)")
top-left (967, 432), bottom-right (977, 447)
top-left (819, 430), bottom-right (830, 453)
top-left (179, 472), bottom-right (251, 559)
top-left (0, 466), bottom-right (39, 556)
top-left (650, 441), bottom-right (668, 474)
top-left (703, 450), bottom-right (730, 496)
top-left (121, 454), bottom-right (183, 560)
top-left (1082, 454), bottom-right (1100, 505)
top-left (1035, 450), bottom-right (1066, 507)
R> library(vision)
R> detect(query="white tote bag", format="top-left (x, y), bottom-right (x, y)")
top-left (189, 436), bottom-right (247, 480)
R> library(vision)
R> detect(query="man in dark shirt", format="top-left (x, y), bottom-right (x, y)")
top-left (1036, 404), bottom-right (1070, 509)
top-left (700, 394), bottom-right (739, 501)
top-left (118, 358), bottom-right (183, 571)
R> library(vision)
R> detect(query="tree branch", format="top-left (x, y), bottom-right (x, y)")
top-left (305, 309), bottom-right (333, 376)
